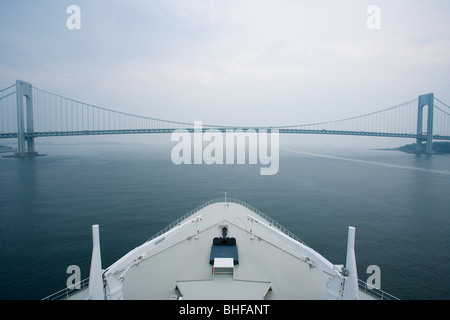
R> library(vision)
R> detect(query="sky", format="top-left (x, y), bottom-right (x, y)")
top-left (1, 0), bottom-right (449, 147)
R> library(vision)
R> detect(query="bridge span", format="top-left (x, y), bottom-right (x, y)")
top-left (1, 80), bottom-right (449, 156)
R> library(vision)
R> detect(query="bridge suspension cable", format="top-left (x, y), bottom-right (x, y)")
top-left (435, 97), bottom-right (450, 109)
top-left (0, 81), bottom-right (449, 141)
top-left (0, 84), bottom-right (17, 134)
top-left (271, 98), bottom-right (420, 134)
top-left (0, 83), bottom-right (16, 94)
top-left (433, 99), bottom-right (450, 137)
top-left (32, 87), bottom-right (202, 133)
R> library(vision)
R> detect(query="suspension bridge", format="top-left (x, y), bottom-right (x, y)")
top-left (1, 80), bottom-right (449, 157)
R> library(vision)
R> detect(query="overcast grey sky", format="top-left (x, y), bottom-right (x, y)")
top-left (1, 0), bottom-right (449, 147)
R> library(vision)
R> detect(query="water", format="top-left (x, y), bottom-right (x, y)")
top-left (0, 141), bottom-right (449, 300)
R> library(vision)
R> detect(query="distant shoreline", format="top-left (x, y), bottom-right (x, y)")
top-left (2, 142), bottom-right (450, 155)
top-left (377, 142), bottom-right (450, 154)
top-left (0, 145), bottom-right (15, 153)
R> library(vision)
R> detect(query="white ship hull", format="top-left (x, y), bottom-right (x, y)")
top-left (45, 198), bottom-right (398, 300)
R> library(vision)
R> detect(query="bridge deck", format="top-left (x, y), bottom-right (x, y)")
top-left (1, 129), bottom-right (449, 140)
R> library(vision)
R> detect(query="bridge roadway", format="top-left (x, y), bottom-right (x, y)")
top-left (1, 129), bottom-right (450, 140)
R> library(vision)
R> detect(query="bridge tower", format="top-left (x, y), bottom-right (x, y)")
top-left (416, 93), bottom-right (434, 155)
top-left (15, 80), bottom-right (40, 157)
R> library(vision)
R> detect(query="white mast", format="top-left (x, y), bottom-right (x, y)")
top-left (342, 226), bottom-right (359, 300)
top-left (88, 225), bottom-right (104, 300)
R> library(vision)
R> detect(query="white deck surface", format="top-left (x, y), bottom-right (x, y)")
top-left (123, 202), bottom-right (331, 299)
top-left (176, 275), bottom-right (273, 300)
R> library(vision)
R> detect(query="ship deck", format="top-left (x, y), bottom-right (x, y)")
top-left (66, 199), bottom-right (382, 300)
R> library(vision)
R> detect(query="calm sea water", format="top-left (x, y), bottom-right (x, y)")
top-left (0, 140), bottom-right (449, 300)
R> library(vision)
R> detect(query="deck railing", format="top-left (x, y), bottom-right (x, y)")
top-left (42, 277), bottom-right (90, 300)
top-left (146, 197), bottom-right (309, 247)
top-left (358, 279), bottom-right (400, 300)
